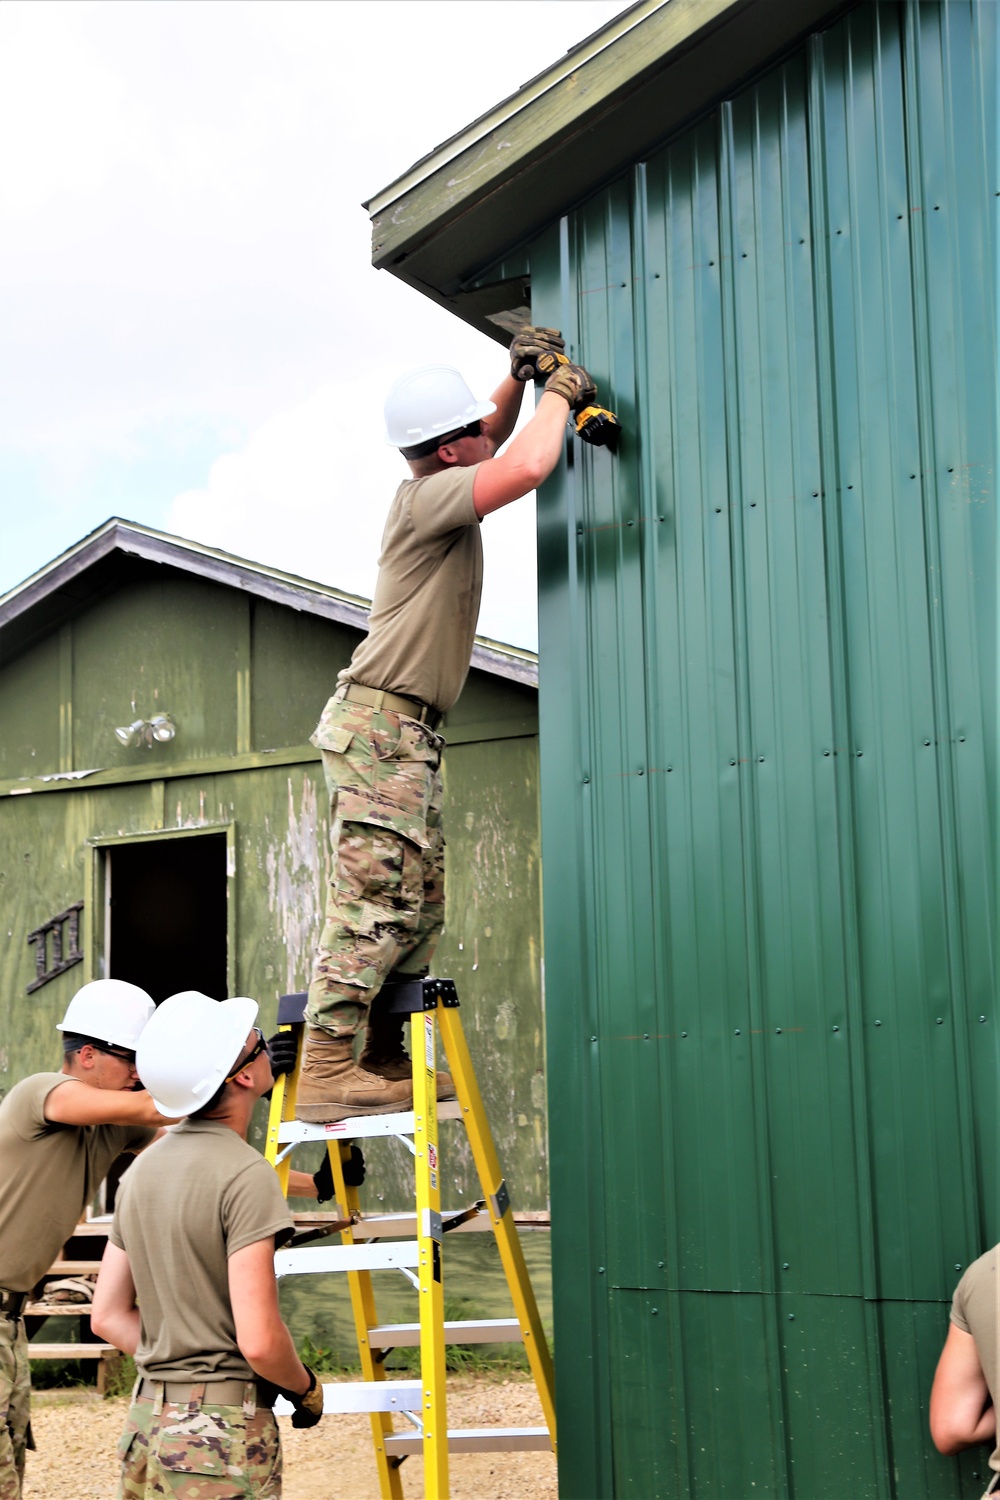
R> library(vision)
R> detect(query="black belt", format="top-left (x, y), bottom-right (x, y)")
top-left (336, 683), bottom-right (442, 731)
top-left (0, 1290), bottom-right (28, 1320)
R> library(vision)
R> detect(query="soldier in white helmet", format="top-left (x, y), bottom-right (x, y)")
top-left (93, 990), bottom-right (324, 1498)
top-left (299, 330), bottom-right (598, 1123)
top-left (0, 979), bottom-right (166, 1499)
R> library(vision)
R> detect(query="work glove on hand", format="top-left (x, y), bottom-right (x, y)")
top-left (286, 1366), bottom-right (324, 1429)
top-left (313, 1145), bottom-right (365, 1202)
top-left (266, 1030), bottom-right (299, 1078)
top-left (509, 325), bottom-right (565, 382)
top-left (542, 357), bottom-right (598, 412)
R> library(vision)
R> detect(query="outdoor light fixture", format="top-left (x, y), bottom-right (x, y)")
top-left (114, 714), bottom-right (176, 749)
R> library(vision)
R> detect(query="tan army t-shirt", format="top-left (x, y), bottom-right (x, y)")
top-left (950, 1245), bottom-right (1000, 1474)
top-left (0, 1072), bottom-right (155, 1293)
top-left (110, 1118), bottom-right (294, 1381)
top-left (341, 464), bottom-right (482, 714)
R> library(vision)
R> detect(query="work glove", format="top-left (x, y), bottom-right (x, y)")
top-left (509, 325), bottom-right (565, 382)
top-left (313, 1145), bottom-right (365, 1202)
top-left (539, 354), bottom-right (598, 412)
top-left (266, 1030), bottom-right (299, 1078)
top-left (286, 1365), bottom-right (324, 1429)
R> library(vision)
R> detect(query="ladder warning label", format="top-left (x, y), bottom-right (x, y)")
top-left (424, 1014), bottom-right (434, 1069)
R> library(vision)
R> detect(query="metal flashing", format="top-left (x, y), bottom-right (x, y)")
top-left (367, 0), bottom-right (857, 341)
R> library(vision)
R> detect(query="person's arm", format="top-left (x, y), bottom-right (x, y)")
top-left (44, 1080), bottom-right (171, 1129)
top-left (930, 1323), bottom-right (996, 1453)
top-left (485, 374), bottom-right (528, 449)
top-left (287, 1170), bottom-right (318, 1198)
top-left (473, 390), bottom-right (570, 519)
top-left (91, 1242), bottom-right (141, 1355)
top-left (229, 1237), bottom-right (312, 1395)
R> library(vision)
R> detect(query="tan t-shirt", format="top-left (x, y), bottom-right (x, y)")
top-left (109, 1119), bottom-right (294, 1381)
top-left (341, 464), bottom-right (482, 713)
top-left (0, 1072), bottom-right (155, 1293)
top-left (950, 1245), bottom-right (1000, 1473)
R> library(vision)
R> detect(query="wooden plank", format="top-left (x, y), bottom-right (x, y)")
top-left (27, 1344), bottom-right (115, 1360)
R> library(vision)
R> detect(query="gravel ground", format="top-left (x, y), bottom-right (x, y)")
top-left (24, 1377), bottom-right (557, 1499)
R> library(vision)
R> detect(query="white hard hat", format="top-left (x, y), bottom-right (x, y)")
top-left (57, 979), bottom-right (155, 1050)
top-left (136, 991), bottom-right (260, 1117)
top-left (384, 365), bottom-right (496, 448)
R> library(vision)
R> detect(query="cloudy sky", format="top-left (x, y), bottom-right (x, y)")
top-left (0, 0), bottom-right (625, 649)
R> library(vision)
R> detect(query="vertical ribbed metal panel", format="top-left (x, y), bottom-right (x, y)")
top-left (536, 3), bottom-right (996, 1495)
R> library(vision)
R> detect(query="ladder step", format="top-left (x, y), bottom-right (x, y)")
top-left (273, 1379), bottom-right (422, 1416)
top-left (275, 1242), bottom-right (419, 1277)
top-left (369, 1319), bottom-right (522, 1347)
top-left (384, 1427), bottom-right (552, 1455)
top-left (276, 1099), bottom-right (463, 1144)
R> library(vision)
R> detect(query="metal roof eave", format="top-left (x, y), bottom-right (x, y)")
top-left (0, 519), bottom-right (538, 689)
top-left (367, 0), bottom-right (856, 338)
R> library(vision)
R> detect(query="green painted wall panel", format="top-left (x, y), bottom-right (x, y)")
top-left (0, 630), bottom-right (61, 780)
top-left (537, 2), bottom-right (996, 1494)
top-left (71, 578), bottom-right (246, 767)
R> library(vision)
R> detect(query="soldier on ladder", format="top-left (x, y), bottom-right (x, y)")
top-left (297, 326), bottom-right (598, 1123)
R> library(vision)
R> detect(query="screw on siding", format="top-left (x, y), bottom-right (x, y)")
top-left (590, 1036), bottom-right (597, 1043)
top-left (955, 1264), bottom-right (962, 1271)
top-left (681, 1031), bottom-right (688, 1038)
top-left (598, 1267), bottom-right (605, 1274)
top-left (658, 1261), bottom-right (665, 1269)
top-left (730, 759), bottom-right (736, 767)
top-left (782, 1263), bottom-right (789, 1271)
top-left (823, 751), bottom-right (831, 757)
top-left (875, 1020), bottom-right (882, 1027)
top-left (775, 1028), bottom-right (782, 1034)
top-left (734, 1029), bottom-right (741, 1036)
top-left (980, 1017), bottom-right (987, 1024)
top-left (644, 1034), bottom-right (649, 1040)
top-left (832, 1025), bottom-right (840, 1032)
top-left (583, 775), bottom-right (590, 783)
top-left (788, 1314), bottom-right (796, 1320)
top-left (637, 767), bottom-right (645, 775)
top-left (651, 1308), bottom-right (659, 1315)
top-left (936, 1018), bottom-right (943, 1025)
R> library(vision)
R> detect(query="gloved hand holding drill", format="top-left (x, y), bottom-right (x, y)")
top-left (508, 327), bottom-right (621, 452)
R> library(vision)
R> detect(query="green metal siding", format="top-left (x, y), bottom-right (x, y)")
top-left (535, 2), bottom-right (996, 1495)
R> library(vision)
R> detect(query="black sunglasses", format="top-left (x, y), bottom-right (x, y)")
top-left (438, 419), bottom-right (482, 445)
top-left (90, 1041), bottom-right (137, 1065)
top-left (225, 1026), bottom-right (267, 1081)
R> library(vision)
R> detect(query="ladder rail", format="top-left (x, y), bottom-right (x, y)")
top-left (438, 1004), bottom-right (557, 1447)
top-left (413, 1010), bottom-right (449, 1499)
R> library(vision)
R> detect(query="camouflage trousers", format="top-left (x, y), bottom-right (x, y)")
top-left (307, 692), bottom-right (446, 1037)
top-left (116, 1388), bottom-right (281, 1499)
top-left (0, 1313), bottom-right (30, 1500)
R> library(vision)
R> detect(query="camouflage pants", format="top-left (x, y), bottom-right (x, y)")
top-left (307, 693), bottom-right (445, 1036)
top-left (0, 1313), bottom-right (29, 1500)
top-left (116, 1392), bottom-right (281, 1499)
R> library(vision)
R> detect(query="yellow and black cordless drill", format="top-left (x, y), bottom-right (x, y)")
top-left (535, 351), bottom-right (622, 454)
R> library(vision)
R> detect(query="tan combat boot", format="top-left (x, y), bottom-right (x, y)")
top-left (295, 1029), bottom-right (414, 1122)
top-left (359, 1014), bottom-right (457, 1101)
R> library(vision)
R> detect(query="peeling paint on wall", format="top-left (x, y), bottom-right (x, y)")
top-left (265, 774), bottom-right (325, 994)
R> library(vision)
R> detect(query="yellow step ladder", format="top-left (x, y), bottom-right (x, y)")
top-left (263, 976), bottom-right (556, 1499)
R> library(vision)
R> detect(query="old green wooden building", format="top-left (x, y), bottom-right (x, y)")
top-left (0, 518), bottom-right (545, 1210)
top-left (367, 0), bottom-right (997, 1495)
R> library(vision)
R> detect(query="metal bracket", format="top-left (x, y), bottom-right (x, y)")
top-left (489, 1180), bottom-right (511, 1222)
top-left (379, 975), bottom-right (460, 1014)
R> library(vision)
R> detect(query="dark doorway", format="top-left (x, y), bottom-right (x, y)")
top-left (107, 834), bottom-right (228, 1004)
